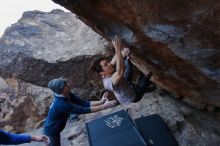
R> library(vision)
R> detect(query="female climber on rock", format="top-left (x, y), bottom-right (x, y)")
top-left (93, 36), bottom-right (155, 105)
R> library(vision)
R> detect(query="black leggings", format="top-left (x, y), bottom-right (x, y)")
top-left (123, 59), bottom-right (152, 102)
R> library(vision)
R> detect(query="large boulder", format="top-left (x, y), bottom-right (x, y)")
top-left (0, 9), bottom-right (110, 88)
top-left (0, 9), bottom-right (110, 132)
top-left (52, 0), bottom-right (220, 108)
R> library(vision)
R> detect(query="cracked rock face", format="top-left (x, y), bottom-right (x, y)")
top-left (52, 0), bottom-right (220, 108)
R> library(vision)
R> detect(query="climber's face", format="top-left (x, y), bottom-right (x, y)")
top-left (100, 59), bottom-right (114, 77)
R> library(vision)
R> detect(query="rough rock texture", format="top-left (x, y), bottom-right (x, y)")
top-left (52, 0), bottom-right (220, 108)
top-left (16, 89), bottom-right (220, 146)
top-left (0, 76), bottom-right (52, 132)
top-left (0, 10), bottom-right (110, 131)
top-left (0, 9), bottom-right (110, 88)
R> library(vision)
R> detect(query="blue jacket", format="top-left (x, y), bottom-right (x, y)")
top-left (44, 92), bottom-right (91, 137)
top-left (0, 130), bottom-right (31, 145)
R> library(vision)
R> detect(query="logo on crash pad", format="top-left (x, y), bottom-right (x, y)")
top-left (105, 115), bottom-right (124, 128)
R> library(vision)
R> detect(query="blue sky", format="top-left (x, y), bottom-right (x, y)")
top-left (0, 0), bottom-right (68, 36)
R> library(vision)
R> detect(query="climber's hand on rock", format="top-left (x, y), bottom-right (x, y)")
top-left (122, 47), bottom-right (131, 58)
top-left (112, 35), bottom-right (122, 52)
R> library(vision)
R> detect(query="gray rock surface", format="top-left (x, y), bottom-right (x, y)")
top-left (0, 9), bottom-right (110, 87)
